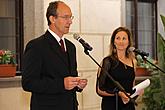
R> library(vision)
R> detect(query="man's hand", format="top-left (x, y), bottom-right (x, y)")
top-left (64, 77), bottom-right (80, 90)
top-left (77, 78), bottom-right (88, 89)
top-left (64, 77), bottom-right (88, 90)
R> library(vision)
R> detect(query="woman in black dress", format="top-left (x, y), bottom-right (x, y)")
top-left (96, 27), bottom-right (136, 110)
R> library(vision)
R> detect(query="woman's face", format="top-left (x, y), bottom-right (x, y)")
top-left (114, 31), bottom-right (129, 51)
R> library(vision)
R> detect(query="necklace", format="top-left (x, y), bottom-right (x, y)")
top-left (118, 57), bottom-right (128, 69)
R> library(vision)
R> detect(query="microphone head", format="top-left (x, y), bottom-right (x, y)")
top-left (73, 33), bottom-right (80, 40)
top-left (128, 47), bottom-right (149, 57)
top-left (128, 47), bottom-right (135, 52)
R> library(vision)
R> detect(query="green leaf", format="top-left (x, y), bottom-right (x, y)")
top-left (160, 14), bottom-right (165, 31)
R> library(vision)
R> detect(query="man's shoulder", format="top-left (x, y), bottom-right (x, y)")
top-left (25, 33), bottom-right (46, 49)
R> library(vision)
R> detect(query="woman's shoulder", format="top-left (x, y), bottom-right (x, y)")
top-left (104, 55), bottom-right (113, 60)
top-left (103, 55), bottom-right (117, 62)
top-left (103, 55), bottom-right (119, 69)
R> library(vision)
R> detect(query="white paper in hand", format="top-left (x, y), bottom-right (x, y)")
top-left (130, 79), bottom-right (150, 98)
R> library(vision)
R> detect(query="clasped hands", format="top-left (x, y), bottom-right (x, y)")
top-left (64, 76), bottom-right (88, 90)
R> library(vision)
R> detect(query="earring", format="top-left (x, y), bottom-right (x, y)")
top-left (113, 48), bottom-right (117, 54)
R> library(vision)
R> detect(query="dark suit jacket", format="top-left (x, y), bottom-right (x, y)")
top-left (22, 31), bottom-right (80, 110)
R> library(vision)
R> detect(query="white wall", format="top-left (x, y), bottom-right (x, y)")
top-left (0, 87), bottom-right (31, 110)
top-left (44, 0), bottom-right (121, 33)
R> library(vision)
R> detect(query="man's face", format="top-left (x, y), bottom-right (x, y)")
top-left (53, 3), bottom-right (73, 37)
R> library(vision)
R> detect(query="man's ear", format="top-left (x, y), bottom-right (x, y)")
top-left (49, 16), bottom-right (55, 24)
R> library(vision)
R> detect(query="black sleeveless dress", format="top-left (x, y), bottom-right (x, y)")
top-left (98, 56), bottom-right (135, 110)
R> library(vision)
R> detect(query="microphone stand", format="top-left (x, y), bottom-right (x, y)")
top-left (141, 55), bottom-right (165, 74)
top-left (83, 48), bottom-right (137, 110)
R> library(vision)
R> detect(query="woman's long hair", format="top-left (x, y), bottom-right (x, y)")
top-left (109, 27), bottom-right (134, 59)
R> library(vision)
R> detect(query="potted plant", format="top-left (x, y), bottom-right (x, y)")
top-left (135, 55), bottom-right (156, 76)
top-left (0, 49), bottom-right (17, 77)
top-left (142, 14), bottom-right (165, 110)
top-left (157, 15), bottom-right (165, 98)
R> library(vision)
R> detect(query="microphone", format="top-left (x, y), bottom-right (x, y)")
top-left (129, 47), bottom-right (149, 57)
top-left (73, 33), bottom-right (93, 51)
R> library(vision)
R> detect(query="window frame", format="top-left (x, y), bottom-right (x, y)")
top-left (0, 0), bottom-right (24, 75)
top-left (126, 0), bottom-right (158, 59)
top-left (16, 0), bottom-right (24, 75)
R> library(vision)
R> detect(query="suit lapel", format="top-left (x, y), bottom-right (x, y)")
top-left (44, 31), bottom-right (68, 66)
top-left (65, 39), bottom-right (73, 73)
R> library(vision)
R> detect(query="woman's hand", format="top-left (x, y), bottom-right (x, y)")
top-left (118, 91), bottom-right (130, 104)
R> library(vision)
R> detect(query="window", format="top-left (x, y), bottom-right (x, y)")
top-left (126, 0), bottom-right (157, 58)
top-left (0, 0), bottom-right (23, 75)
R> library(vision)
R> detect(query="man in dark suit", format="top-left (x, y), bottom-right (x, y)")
top-left (22, 1), bottom-right (88, 110)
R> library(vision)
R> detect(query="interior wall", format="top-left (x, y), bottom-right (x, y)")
top-left (23, 0), bottom-right (45, 46)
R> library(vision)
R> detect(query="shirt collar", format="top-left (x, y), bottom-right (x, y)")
top-left (48, 28), bottom-right (65, 42)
